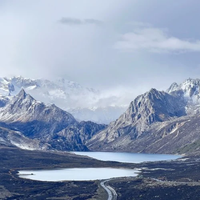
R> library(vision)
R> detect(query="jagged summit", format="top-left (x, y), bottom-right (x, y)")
top-left (16, 89), bottom-right (28, 99)
top-left (166, 78), bottom-right (200, 117)
top-left (127, 88), bottom-right (186, 126)
top-left (166, 82), bottom-right (179, 93)
top-left (167, 78), bottom-right (200, 100)
top-left (0, 89), bottom-right (106, 151)
top-left (87, 78), bottom-right (200, 153)
top-left (87, 87), bottom-right (187, 150)
top-left (0, 89), bottom-right (76, 124)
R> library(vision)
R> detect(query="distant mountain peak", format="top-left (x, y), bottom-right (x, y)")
top-left (149, 88), bottom-right (158, 93)
top-left (166, 82), bottom-right (179, 93)
top-left (146, 88), bottom-right (164, 99)
top-left (167, 78), bottom-right (200, 105)
top-left (15, 89), bottom-right (35, 103)
top-left (17, 88), bottom-right (26, 98)
top-left (167, 78), bottom-right (200, 93)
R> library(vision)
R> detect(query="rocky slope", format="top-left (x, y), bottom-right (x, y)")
top-left (50, 121), bottom-right (107, 151)
top-left (0, 90), bottom-right (106, 151)
top-left (0, 126), bottom-right (46, 150)
top-left (87, 79), bottom-right (200, 154)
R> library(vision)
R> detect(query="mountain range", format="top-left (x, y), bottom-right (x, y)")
top-left (1, 77), bottom-right (200, 154)
top-left (0, 76), bottom-right (126, 124)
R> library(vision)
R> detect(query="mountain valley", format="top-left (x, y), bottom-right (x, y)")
top-left (1, 77), bottom-right (200, 200)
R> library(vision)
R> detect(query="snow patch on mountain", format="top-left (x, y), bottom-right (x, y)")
top-left (167, 78), bottom-right (200, 102)
top-left (167, 78), bottom-right (200, 115)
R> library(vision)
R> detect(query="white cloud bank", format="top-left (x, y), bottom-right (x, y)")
top-left (115, 27), bottom-right (200, 53)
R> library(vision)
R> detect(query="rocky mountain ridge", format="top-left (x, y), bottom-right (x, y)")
top-left (0, 89), bottom-right (106, 151)
top-left (87, 78), bottom-right (200, 154)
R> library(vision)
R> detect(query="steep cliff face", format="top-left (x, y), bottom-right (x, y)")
top-left (87, 88), bottom-right (186, 150)
top-left (115, 88), bottom-right (186, 132)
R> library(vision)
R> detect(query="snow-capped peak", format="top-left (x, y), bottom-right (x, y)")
top-left (0, 76), bottom-right (127, 123)
top-left (166, 82), bottom-right (179, 93)
top-left (167, 78), bottom-right (200, 104)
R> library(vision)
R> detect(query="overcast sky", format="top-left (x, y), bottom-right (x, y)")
top-left (1, 0), bottom-right (200, 96)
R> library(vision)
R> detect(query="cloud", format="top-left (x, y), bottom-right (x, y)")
top-left (59, 17), bottom-right (103, 26)
top-left (115, 26), bottom-right (200, 53)
top-left (59, 17), bottom-right (82, 25)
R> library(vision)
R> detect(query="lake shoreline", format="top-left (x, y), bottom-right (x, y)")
top-left (17, 151), bottom-right (180, 182)
top-left (18, 167), bottom-right (140, 182)
top-left (0, 146), bottom-right (199, 199)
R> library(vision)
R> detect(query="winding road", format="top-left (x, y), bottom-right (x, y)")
top-left (100, 180), bottom-right (117, 200)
